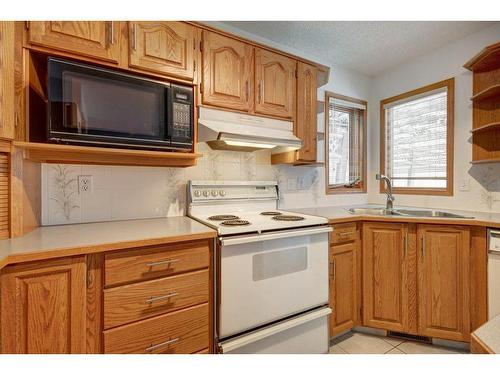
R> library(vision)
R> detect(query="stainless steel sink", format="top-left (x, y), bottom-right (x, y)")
top-left (345, 208), bottom-right (403, 216)
top-left (345, 207), bottom-right (474, 219)
top-left (394, 209), bottom-right (474, 219)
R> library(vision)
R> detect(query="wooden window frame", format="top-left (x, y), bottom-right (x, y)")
top-left (325, 91), bottom-right (367, 195)
top-left (380, 78), bottom-right (454, 196)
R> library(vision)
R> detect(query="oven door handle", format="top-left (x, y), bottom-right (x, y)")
top-left (220, 226), bottom-right (332, 246)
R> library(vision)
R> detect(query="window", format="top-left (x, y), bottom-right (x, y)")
top-left (325, 92), bottom-right (367, 194)
top-left (380, 78), bottom-right (454, 195)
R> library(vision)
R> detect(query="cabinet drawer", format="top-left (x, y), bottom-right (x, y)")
top-left (331, 223), bottom-right (358, 244)
top-left (104, 241), bottom-right (209, 287)
top-left (104, 303), bottom-right (209, 354)
top-left (104, 269), bottom-right (209, 329)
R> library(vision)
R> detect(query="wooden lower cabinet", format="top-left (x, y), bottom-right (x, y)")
top-left (417, 225), bottom-right (470, 341)
top-left (0, 257), bottom-right (87, 354)
top-left (362, 222), bottom-right (413, 333)
top-left (329, 242), bottom-right (358, 336)
top-left (362, 222), bottom-right (471, 342)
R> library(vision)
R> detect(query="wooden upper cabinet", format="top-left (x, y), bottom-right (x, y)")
top-left (28, 21), bottom-right (121, 63)
top-left (363, 222), bottom-right (412, 333)
top-left (201, 31), bottom-right (253, 112)
top-left (295, 62), bottom-right (317, 161)
top-left (128, 22), bottom-right (195, 80)
top-left (0, 22), bottom-right (14, 139)
top-left (329, 242), bottom-right (358, 337)
top-left (417, 225), bottom-right (470, 341)
top-left (255, 48), bottom-right (296, 119)
top-left (0, 257), bottom-right (87, 354)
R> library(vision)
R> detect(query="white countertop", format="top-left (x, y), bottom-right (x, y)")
top-left (474, 314), bottom-right (500, 353)
top-left (292, 204), bottom-right (500, 228)
top-left (0, 216), bottom-right (216, 269)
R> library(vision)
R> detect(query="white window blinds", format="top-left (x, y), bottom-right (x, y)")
top-left (328, 102), bottom-right (364, 187)
top-left (384, 88), bottom-right (448, 189)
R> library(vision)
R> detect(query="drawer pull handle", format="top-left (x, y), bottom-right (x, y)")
top-left (145, 337), bottom-right (180, 352)
top-left (145, 292), bottom-right (180, 304)
top-left (146, 259), bottom-right (180, 267)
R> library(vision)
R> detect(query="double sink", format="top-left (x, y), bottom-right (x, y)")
top-left (346, 207), bottom-right (474, 219)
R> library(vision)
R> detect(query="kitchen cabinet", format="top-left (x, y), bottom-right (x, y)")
top-left (27, 21), bottom-right (121, 64)
top-left (0, 22), bottom-right (14, 140)
top-left (362, 222), bottom-right (471, 341)
top-left (329, 223), bottom-right (360, 337)
top-left (128, 21), bottom-right (196, 80)
top-left (363, 222), bottom-right (413, 333)
top-left (0, 257), bottom-right (87, 353)
top-left (201, 30), bottom-right (254, 112)
top-left (417, 225), bottom-right (470, 341)
top-left (254, 48), bottom-right (296, 119)
top-left (295, 61), bottom-right (318, 161)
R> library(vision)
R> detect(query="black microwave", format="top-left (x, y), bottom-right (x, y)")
top-left (45, 58), bottom-right (194, 151)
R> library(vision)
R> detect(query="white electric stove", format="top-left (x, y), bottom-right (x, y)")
top-left (187, 180), bottom-right (332, 354)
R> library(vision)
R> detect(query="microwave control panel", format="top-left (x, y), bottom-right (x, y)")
top-left (170, 84), bottom-right (193, 147)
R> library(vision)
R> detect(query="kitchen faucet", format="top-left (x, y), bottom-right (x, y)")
top-left (376, 173), bottom-right (395, 210)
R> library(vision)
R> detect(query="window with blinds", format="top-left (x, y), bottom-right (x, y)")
top-left (326, 93), bottom-right (366, 193)
top-left (381, 79), bottom-right (454, 195)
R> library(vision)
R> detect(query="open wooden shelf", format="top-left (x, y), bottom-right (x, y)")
top-left (13, 142), bottom-right (202, 167)
top-left (464, 42), bottom-right (500, 72)
top-left (470, 157), bottom-right (500, 165)
top-left (470, 84), bottom-right (500, 101)
top-left (471, 121), bottom-right (500, 134)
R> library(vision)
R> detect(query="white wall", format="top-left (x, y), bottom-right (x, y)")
top-left (367, 23), bottom-right (500, 212)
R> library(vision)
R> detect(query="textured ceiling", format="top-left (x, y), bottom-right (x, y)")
top-left (221, 21), bottom-right (496, 76)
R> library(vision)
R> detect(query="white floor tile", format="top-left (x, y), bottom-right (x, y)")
top-left (329, 345), bottom-right (347, 354)
top-left (386, 347), bottom-right (406, 354)
top-left (336, 333), bottom-right (394, 354)
top-left (398, 341), bottom-right (465, 354)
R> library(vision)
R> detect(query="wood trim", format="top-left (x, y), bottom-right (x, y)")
top-left (12, 141), bottom-right (201, 168)
top-left (324, 91), bottom-right (367, 195)
top-left (86, 253), bottom-right (103, 354)
top-left (464, 41), bottom-right (500, 72)
top-left (470, 333), bottom-right (494, 354)
top-left (380, 78), bottom-right (454, 196)
top-left (470, 226), bottom-right (488, 332)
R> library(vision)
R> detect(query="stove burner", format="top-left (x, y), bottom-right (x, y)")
top-left (208, 215), bottom-right (240, 221)
top-left (272, 215), bottom-right (305, 221)
top-left (260, 211), bottom-right (282, 216)
top-left (220, 219), bottom-right (251, 226)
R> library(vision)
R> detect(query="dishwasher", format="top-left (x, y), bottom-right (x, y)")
top-left (488, 229), bottom-right (500, 319)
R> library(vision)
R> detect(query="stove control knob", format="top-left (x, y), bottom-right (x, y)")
top-left (202, 190), bottom-right (210, 197)
top-left (194, 190), bottom-right (201, 198)
top-left (211, 190), bottom-right (218, 197)
top-left (219, 190), bottom-right (226, 197)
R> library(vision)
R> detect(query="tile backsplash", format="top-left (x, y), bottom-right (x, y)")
top-left (41, 143), bottom-right (325, 225)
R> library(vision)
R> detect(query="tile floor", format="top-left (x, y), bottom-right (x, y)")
top-left (329, 332), bottom-right (469, 354)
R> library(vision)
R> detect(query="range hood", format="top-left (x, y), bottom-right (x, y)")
top-left (198, 107), bottom-right (302, 152)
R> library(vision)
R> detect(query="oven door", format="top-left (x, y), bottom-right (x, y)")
top-left (218, 226), bottom-right (331, 339)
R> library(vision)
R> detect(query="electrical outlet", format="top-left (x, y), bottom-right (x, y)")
top-left (287, 178), bottom-right (297, 191)
top-left (297, 176), bottom-right (306, 190)
top-left (78, 175), bottom-right (93, 194)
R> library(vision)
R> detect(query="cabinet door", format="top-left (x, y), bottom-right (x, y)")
top-left (329, 242), bottom-right (357, 337)
top-left (129, 21), bottom-right (195, 80)
top-left (363, 222), bottom-right (412, 332)
top-left (295, 62), bottom-right (317, 161)
top-left (28, 21), bottom-right (121, 63)
top-left (201, 31), bottom-right (253, 112)
top-left (255, 48), bottom-right (296, 119)
top-left (0, 22), bottom-right (14, 139)
top-left (1, 257), bottom-right (87, 353)
top-left (417, 225), bottom-right (470, 341)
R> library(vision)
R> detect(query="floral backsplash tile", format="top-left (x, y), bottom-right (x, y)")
top-left (41, 143), bottom-right (315, 225)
